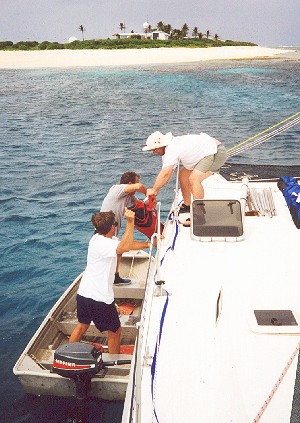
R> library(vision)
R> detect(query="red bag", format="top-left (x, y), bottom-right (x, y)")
top-left (129, 197), bottom-right (163, 239)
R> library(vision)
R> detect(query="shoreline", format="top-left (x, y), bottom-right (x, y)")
top-left (0, 46), bottom-right (292, 69)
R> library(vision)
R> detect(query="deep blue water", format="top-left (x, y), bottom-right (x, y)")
top-left (0, 51), bottom-right (300, 422)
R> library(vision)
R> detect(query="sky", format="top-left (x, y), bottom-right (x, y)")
top-left (1, 0), bottom-right (299, 47)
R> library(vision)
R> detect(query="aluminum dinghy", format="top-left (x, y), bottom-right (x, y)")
top-left (13, 250), bottom-right (154, 401)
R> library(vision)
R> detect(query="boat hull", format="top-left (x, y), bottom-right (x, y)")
top-left (122, 175), bottom-right (300, 423)
top-left (17, 373), bottom-right (128, 400)
top-left (14, 250), bottom-right (152, 401)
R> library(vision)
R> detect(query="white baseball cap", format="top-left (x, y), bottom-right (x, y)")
top-left (142, 131), bottom-right (173, 151)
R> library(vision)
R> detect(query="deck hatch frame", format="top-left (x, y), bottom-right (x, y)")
top-left (191, 199), bottom-right (244, 241)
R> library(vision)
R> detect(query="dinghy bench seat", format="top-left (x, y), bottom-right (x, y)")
top-left (56, 304), bottom-right (141, 340)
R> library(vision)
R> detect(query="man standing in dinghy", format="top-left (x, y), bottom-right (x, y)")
top-left (69, 208), bottom-right (150, 354)
top-left (101, 171), bottom-right (147, 285)
top-left (143, 131), bottom-right (227, 223)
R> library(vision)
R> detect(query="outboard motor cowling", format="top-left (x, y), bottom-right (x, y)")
top-left (53, 342), bottom-right (103, 399)
top-left (52, 341), bottom-right (132, 400)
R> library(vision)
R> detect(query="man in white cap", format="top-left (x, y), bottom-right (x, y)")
top-left (142, 131), bottom-right (227, 217)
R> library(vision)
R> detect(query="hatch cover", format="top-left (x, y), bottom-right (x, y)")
top-left (254, 310), bottom-right (298, 326)
top-left (191, 199), bottom-right (243, 240)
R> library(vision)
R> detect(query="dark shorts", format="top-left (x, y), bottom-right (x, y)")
top-left (76, 294), bottom-right (120, 333)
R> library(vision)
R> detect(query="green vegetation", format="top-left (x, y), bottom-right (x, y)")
top-left (0, 19), bottom-right (258, 51)
top-left (0, 38), bottom-right (256, 51)
top-left (0, 20), bottom-right (258, 50)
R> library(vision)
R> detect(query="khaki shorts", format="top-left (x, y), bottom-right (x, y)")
top-left (194, 144), bottom-right (227, 173)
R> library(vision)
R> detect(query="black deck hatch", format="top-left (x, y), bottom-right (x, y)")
top-left (192, 199), bottom-right (243, 238)
top-left (254, 310), bottom-right (298, 326)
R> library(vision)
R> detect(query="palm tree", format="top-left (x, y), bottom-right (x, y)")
top-left (157, 21), bottom-right (172, 34)
top-left (198, 32), bottom-right (203, 40)
top-left (165, 24), bottom-right (172, 34)
top-left (181, 23), bottom-right (189, 38)
top-left (78, 25), bottom-right (86, 41)
top-left (214, 33), bottom-right (219, 41)
top-left (192, 27), bottom-right (199, 38)
top-left (206, 30), bottom-right (211, 39)
top-left (143, 22), bottom-right (152, 36)
top-left (171, 28), bottom-right (182, 39)
top-left (119, 22), bottom-right (126, 33)
top-left (157, 21), bottom-right (164, 31)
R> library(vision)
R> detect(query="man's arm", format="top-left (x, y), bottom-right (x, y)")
top-left (116, 208), bottom-right (150, 254)
top-left (116, 208), bottom-right (135, 254)
top-left (147, 165), bottom-right (174, 197)
top-left (124, 183), bottom-right (147, 196)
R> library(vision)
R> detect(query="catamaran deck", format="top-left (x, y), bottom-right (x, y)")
top-left (128, 174), bottom-right (300, 423)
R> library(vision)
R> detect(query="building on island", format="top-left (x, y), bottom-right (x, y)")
top-left (151, 31), bottom-right (169, 40)
top-left (113, 22), bottom-right (169, 40)
top-left (112, 31), bottom-right (169, 40)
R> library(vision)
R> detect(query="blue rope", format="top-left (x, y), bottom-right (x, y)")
top-left (150, 219), bottom-right (179, 422)
top-left (160, 219), bottom-right (179, 265)
top-left (151, 292), bottom-right (169, 423)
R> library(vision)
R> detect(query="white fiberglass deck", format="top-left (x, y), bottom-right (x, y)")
top-left (125, 174), bottom-right (300, 423)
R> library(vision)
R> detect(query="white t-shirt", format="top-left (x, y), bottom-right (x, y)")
top-left (162, 133), bottom-right (218, 170)
top-left (78, 234), bottom-right (119, 304)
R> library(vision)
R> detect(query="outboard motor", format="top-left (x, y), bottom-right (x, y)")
top-left (52, 342), bottom-right (131, 399)
top-left (53, 342), bottom-right (102, 399)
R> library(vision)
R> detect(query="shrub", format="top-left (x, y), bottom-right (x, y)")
top-left (0, 37), bottom-right (257, 51)
top-left (38, 41), bottom-right (51, 50)
top-left (0, 41), bottom-right (14, 50)
top-left (45, 42), bottom-right (65, 50)
top-left (14, 41), bottom-right (39, 49)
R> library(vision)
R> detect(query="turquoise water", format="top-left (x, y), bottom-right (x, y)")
top-left (0, 53), bottom-right (300, 422)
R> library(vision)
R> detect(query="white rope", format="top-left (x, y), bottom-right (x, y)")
top-left (228, 115), bottom-right (300, 158)
top-left (228, 116), bottom-right (300, 157)
top-left (252, 340), bottom-right (300, 423)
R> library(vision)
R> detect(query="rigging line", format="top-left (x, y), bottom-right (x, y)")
top-left (252, 340), bottom-right (300, 423)
top-left (227, 126), bottom-right (300, 157)
top-left (227, 123), bottom-right (299, 158)
top-left (227, 111), bottom-right (300, 153)
top-left (227, 116), bottom-right (300, 157)
top-left (242, 115), bottom-right (300, 146)
top-left (227, 115), bottom-right (300, 156)
top-left (227, 112), bottom-right (300, 153)
top-left (239, 115), bottom-right (300, 148)
top-left (227, 128), bottom-right (293, 157)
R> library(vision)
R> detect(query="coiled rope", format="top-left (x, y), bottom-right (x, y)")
top-left (227, 112), bottom-right (300, 158)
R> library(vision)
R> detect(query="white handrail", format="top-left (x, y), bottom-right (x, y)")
top-left (125, 203), bottom-right (164, 423)
top-left (125, 176), bottom-right (181, 423)
top-left (240, 177), bottom-right (249, 221)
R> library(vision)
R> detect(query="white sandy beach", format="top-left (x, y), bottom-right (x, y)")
top-left (0, 46), bottom-right (291, 69)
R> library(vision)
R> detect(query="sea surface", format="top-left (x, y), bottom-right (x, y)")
top-left (0, 48), bottom-right (300, 422)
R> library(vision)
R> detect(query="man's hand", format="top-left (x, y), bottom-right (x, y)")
top-left (147, 188), bottom-right (158, 197)
top-left (124, 207), bottom-right (135, 223)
